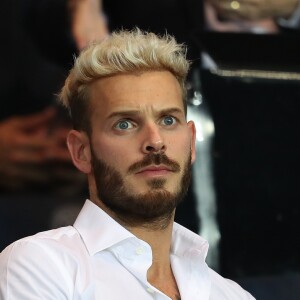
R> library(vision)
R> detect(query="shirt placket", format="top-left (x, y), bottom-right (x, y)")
top-left (111, 239), bottom-right (173, 299)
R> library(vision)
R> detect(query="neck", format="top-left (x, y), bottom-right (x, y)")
top-left (127, 214), bottom-right (180, 299)
top-left (89, 193), bottom-right (180, 299)
top-left (127, 214), bottom-right (174, 264)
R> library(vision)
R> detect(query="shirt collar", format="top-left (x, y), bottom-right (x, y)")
top-left (73, 200), bottom-right (135, 256)
top-left (74, 199), bottom-right (209, 260)
top-left (172, 222), bottom-right (209, 259)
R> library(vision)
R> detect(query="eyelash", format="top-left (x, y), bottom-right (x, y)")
top-left (114, 115), bottom-right (179, 131)
top-left (161, 115), bottom-right (177, 126)
top-left (114, 119), bottom-right (135, 130)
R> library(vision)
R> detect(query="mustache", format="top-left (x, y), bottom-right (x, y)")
top-left (128, 153), bottom-right (181, 174)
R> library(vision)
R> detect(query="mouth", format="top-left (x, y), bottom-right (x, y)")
top-left (135, 165), bottom-right (174, 177)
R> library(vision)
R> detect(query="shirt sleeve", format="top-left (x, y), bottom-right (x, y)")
top-left (0, 239), bottom-right (72, 299)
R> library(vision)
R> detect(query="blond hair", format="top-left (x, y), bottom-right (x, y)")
top-left (59, 29), bottom-right (190, 131)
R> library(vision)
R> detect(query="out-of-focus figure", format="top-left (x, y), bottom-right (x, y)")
top-left (0, 0), bottom-right (108, 250)
top-left (204, 0), bottom-right (300, 33)
top-left (0, 0), bottom-right (108, 194)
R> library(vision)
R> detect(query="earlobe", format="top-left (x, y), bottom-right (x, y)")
top-left (187, 121), bottom-right (197, 163)
top-left (67, 130), bottom-right (92, 174)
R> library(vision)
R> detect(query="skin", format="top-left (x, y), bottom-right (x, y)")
top-left (71, 0), bottom-right (108, 50)
top-left (67, 70), bottom-right (196, 299)
top-left (90, 150), bottom-right (191, 229)
top-left (0, 108), bottom-right (77, 189)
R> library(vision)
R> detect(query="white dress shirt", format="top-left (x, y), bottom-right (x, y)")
top-left (0, 200), bottom-right (255, 299)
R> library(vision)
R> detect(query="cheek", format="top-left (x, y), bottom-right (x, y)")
top-left (96, 145), bottom-right (122, 164)
top-left (92, 138), bottom-right (134, 170)
top-left (167, 133), bottom-right (191, 161)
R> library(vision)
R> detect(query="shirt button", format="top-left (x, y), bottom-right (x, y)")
top-left (135, 247), bottom-right (144, 255)
top-left (147, 287), bottom-right (155, 294)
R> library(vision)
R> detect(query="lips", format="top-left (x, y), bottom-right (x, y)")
top-left (127, 153), bottom-right (181, 174)
top-left (136, 165), bottom-right (174, 176)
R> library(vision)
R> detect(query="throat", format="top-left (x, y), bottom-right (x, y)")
top-left (148, 267), bottom-right (180, 300)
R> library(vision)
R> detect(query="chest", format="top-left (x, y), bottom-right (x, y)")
top-left (70, 250), bottom-right (210, 300)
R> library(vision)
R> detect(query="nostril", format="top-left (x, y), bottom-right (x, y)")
top-left (145, 144), bottom-right (166, 153)
top-left (146, 146), bottom-right (154, 152)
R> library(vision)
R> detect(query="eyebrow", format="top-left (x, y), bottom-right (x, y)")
top-left (107, 107), bottom-right (184, 120)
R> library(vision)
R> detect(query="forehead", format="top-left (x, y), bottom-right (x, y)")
top-left (89, 71), bottom-right (184, 118)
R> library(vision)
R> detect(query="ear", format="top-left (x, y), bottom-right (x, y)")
top-left (67, 130), bottom-right (92, 174)
top-left (187, 121), bottom-right (196, 164)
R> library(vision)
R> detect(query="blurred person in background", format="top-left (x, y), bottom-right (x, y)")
top-left (0, 0), bottom-right (107, 193)
top-left (0, 0), bottom-right (107, 249)
top-left (204, 0), bottom-right (300, 33)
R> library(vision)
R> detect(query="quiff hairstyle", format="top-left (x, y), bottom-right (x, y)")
top-left (59, 29), bottom-right (190, 133)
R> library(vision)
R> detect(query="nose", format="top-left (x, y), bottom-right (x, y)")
top-left (141, 123), bottom-right (166, 154)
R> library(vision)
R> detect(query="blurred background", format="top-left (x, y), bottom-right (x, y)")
top-left (1, 1), bottom-right (300, 299)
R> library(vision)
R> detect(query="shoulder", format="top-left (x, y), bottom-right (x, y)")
top-left (208, 268), bottom-right (256, 300)
top-left (0, 226), bottom-right (87, 299)
top-left (1, 226), bottom-right (81, 255)
top-left (0, 226), bottom-right (87, 269)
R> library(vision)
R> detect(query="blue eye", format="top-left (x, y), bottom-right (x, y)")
top-left (162, 116), bottom-right (176, 126)
top-left (115, 120), bottom-right (133, 130)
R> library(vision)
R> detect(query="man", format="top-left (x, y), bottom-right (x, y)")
top-left (0, 29), bottom-right (254, 299)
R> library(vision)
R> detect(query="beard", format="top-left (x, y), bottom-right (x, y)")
top-left (91, 149), bottom-right (192, 229)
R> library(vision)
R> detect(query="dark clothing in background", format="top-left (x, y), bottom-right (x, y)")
top-left (0, 0), bottom-right (83, 250)
top-left (104, 0), bottom-right (203, 61)
top-left (0, 0), bottom-right (75, 120)
top-left (201, 70), bottom-right (300, 278)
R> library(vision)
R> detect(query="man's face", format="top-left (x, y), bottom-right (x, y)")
top-left (88, 71), bottom-right (196, 226)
